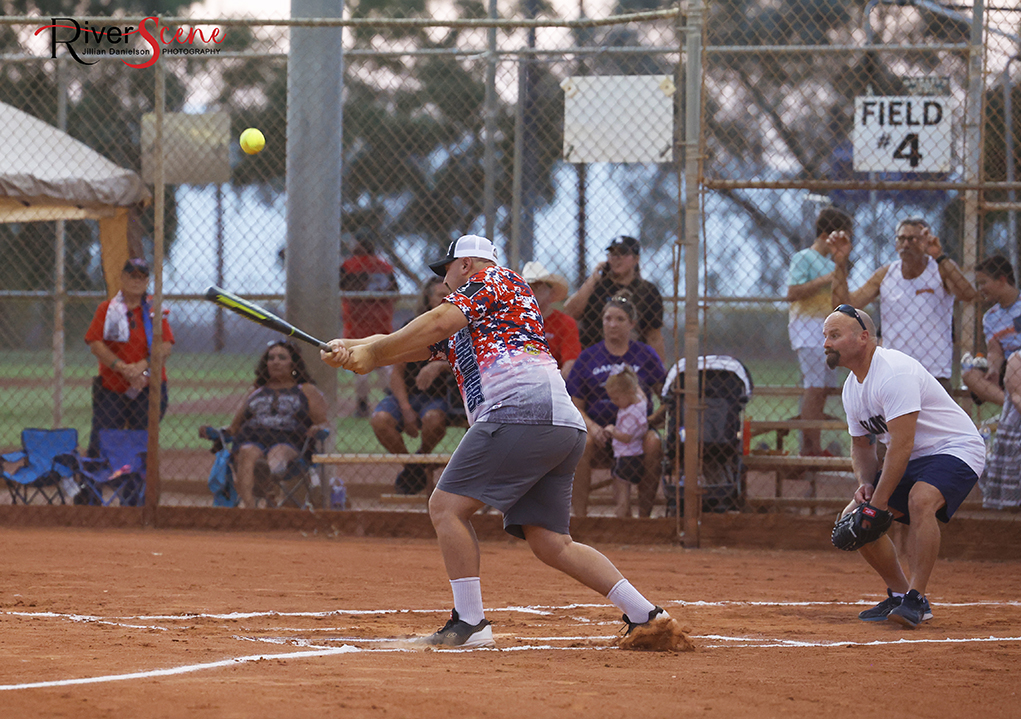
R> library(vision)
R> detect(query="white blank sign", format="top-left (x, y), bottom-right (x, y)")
top-left (142, 112), bottom-right (230, 185)
top-left (561, 75), bottom-right (676, 164)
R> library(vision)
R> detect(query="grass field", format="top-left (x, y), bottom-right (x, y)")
top-left (0, 349), bottom-right (467, 454)
top-left (0, 351), bottom-right (998, 457)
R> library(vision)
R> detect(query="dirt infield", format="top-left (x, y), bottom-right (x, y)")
top-left (2, 527), bottom-right (1019, 718)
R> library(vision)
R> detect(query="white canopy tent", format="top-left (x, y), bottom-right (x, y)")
top-left (0, 100), bottom-right (150, 295)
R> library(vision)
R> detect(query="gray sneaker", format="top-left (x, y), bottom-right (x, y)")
top-left (417, 609), bottom-right (495, 648)
top-left (888, 590), bottom-right (934, 629)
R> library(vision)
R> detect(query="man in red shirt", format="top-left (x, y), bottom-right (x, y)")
top-left (84, 258), bottom-right (174, 456)
top-left (521, 261), bottom-right (580, 378)
top-left (340, 232), bottom-right (399, 417)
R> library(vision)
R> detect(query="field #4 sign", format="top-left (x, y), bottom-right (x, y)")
top-left (852, 96), bottom-right (953, 173)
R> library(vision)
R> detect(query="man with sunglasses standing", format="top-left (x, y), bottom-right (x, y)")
top-left (823, 305), bottom-right (984, 628)
top-left (829, 217), bottom-right (975, 392)
top-left (564, 236), bottom-right (666, 363)
top-left (84, 258), bottom-right (174, 458)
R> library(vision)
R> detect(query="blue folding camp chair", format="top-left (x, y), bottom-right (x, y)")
top-left (201, 426), bottom-right (331, 509)
top-left (2, 428), bottom-right (80, 504)
top-left (74, 429), bottom-right (148, 507)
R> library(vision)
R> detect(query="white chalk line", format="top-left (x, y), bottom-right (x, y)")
top-left (5, 632), bottom-right (1021, 692)
top-left (4, 600), bottom-right (1020, 692)
top-left (0, 645), bottom-right (367, 691)
top-left (6, 599), bottom-right (1019, 624)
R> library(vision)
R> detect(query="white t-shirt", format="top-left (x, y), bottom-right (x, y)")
top-left (611, 396), bottom-right (648, 457)
top-left (842, 347), bottom-right (985, 477)
top-left (879, 258), bottom-right (955, 378)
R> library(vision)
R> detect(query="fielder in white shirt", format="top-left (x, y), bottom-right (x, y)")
top-left (823, 305), bottom-right (985, 629)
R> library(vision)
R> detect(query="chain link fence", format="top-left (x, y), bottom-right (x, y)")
top-left (701, 0), bottom-right (1017, 524)
top-left (1, 2), bottom-right (1018, 540)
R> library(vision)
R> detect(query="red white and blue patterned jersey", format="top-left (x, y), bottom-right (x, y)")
top-left (430, 265), bottom-right (586, 430)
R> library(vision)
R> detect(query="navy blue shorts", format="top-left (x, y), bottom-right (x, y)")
top-left (612, 455), bottom-right (645, 485)
top-left (872, 454), bottom-right (979, 525)
top-left (374, 393), bottom-right (450, 433)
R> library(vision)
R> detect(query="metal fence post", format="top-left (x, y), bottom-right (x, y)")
top-left (484, 0), bottom-right (498, 241)
top-left (145, 59), bottom-right (166, 527)
top-left (961, 0), bottom-right (985, 360)
top-left (682, 0), bottom-right (704, 548)
top-left (287, 2), bottom-right (343, 421)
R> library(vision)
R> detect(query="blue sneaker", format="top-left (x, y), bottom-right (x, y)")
top-left (888, 590), bottom-right (933, 629)
top-left (858, 589), bottom-right (902, 622)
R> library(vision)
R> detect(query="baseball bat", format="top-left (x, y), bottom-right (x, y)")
top-left (204, 286), bottom-right (332, 351)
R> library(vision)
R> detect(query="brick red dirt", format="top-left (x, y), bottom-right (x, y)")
top-left (1, 527), bottom-right (1019, 718)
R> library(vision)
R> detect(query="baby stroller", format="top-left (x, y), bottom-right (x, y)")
top-left (660, 355), bottom-right (753, 514)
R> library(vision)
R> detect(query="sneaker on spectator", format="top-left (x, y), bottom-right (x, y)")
top-left (394, 464), bottom-right (428, 494)
top-left (961, 352), bottom-right (988, 374)
top-left (417, 609), bottom-right (494, 648)
top-left (887, 589), bottom-right (933, 629)
top-left (858, 589), bottom-right (902, 622)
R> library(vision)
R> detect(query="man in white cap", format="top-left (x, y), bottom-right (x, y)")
top-left (320, 235), bottom-right (690, 651)
top-left (521, 261), bottom-right (580, 378)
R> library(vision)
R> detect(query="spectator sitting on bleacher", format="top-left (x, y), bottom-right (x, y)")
top-left (963, 255), bottom-right (1021, 510)
top-left (963, 255), bottom-right (1021, 406)
top-left (210, 341), bottom-right (329, 508)
top-left (371, 277), bottom-right (458, 495)
top-left (566, 294), bottom-right (665, 518)
top-left (981, 340), bottom-right (1021, 511)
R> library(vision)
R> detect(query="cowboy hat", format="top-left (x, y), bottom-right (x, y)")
top-left (521, 261), bottom-right (569, 304)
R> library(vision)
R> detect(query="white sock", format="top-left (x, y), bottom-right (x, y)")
top-left (892, 590), bottom-right (906, 598)
top-left (450, 577), bottom-right (484, 625)
top-left (606, 579), bottom-right (659, 623)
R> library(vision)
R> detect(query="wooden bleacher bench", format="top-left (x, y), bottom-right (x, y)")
top-left (313, 453), bottom-right (453, 505)
top-left (747, 418), bottom-right (848, 453)
top-left (742, 453), bottom-right (852, 473)
top-left (742, 404), bottom-right (855, 498)
top-left (313, 453), bottom-right (453, 465)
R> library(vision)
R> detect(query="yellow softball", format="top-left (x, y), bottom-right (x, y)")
top-left (240, 128), bottom-right (265, 155)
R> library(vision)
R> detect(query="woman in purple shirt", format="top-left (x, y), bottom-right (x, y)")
top-left (566, 294), bottom-right (665, 517)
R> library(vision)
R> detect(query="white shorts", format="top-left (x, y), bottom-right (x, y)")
top-left (796, 346), bottom-right (839, 389)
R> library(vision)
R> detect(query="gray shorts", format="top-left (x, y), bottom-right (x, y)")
top-left (437, 422), bottom-right (587, 539)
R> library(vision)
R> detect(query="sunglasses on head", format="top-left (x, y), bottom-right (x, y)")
top-left (835, 304), bottom-right (867, 332)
